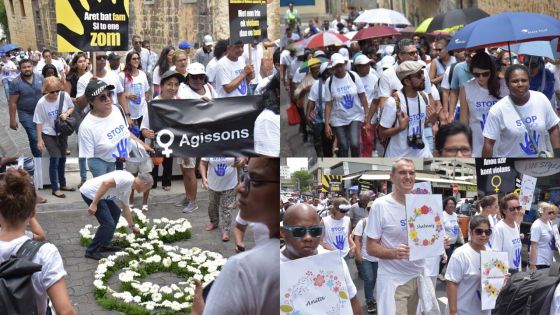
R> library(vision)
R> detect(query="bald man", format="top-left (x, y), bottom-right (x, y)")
top-left (280, 203), bottom-right (363, 315)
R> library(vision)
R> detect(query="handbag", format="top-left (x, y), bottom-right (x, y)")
top-left (287, 103), bottom-right (301, 126)
top-left (511, 101), bottom-right (554, 158)
top-left (54, 92), bottom-right (77, 136)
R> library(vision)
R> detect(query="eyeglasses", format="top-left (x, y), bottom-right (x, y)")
top-left (43, 90), bottom-right (60, 95)
top-left (190, 74), bottom-right (205, 81)
top-left (133, 41), bottom-right (141, 45)
top-left (96, 55), bottom-right (107, 61)
top-left (472, 71), bottom-right (490, 78)
top-left (442, 147), bottom-right (472, 156)
top-left (97, 91), bottom-right (114, 102)
top-left (240, 172), bottom-right (279, 193)
top-left (401, 50), bottom-right (418, 57)
top-left (508, 206), bottom-right (523, 212)
top-left (473, 228), bottom-right (492, 236)
top-left (283, 225), bottom-right (323, 238)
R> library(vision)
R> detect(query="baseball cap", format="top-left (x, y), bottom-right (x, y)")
top-left (107, 52), bottom-right (120, 61)
top-left (396, 61), bottom-right (424, 81)
top-left (186, 62), bottom-right (206, 75)
top-left (313, 50), bottom-right (326, 58)
top-left (178, 41), bottom-right (193, 49)
top-left (203, 35), bottom-right (214, 46)
top-left (319, 62), bottom-right (331, 74)
top-left (160, 70), bottom-right (186, 84)
top-left (379, 55), bottom-right (396, 70)
top-left (307, 58), bottom-right (321, 68)
top-left (330, 53), bottom-right (345, 66)
top-left (354, 55), bottom-right (373, 65)
top-left (338, 47), bottom-right (351, 63)
top-left (85, 79), bottom-right (115, 100)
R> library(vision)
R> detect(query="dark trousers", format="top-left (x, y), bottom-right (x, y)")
top-left (312, 123), bottom-right (333, 157)
top-left (152, 157), bottom-right (173, 187)
top-left (82, 194), bottom-right (121, 254)
top-left (333, 121), bottom-right (361, 157)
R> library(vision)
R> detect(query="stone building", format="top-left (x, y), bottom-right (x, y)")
top-left (4, 0), bottom-right (280, 54)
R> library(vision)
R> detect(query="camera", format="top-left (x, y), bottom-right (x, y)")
top-left (407, 134), bottom-right (425, 149)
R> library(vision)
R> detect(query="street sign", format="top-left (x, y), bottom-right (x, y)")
top-left (228, 0), bottom-right (268, 44)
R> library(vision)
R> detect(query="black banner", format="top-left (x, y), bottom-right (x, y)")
top-left (475, 158), bottom-right (521, 197)
top-left (148, 96), bottom-right (261, 156)
top-left (56, 0), bottom-right (129, 52)
top-left (358, 179), bottom-right (375, 192)
top-left (229, 0), bottom-right (268, 44)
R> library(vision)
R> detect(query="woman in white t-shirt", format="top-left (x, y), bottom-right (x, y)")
top-left (459, 52), bottom-right (508, 157)
top-left (442, 197), bottom-right (464, 265)
top-left (482, 64), bottom-right (560, 157)
top-left (491, 193), bottom-right (523, 273)
top-left (529, 202), bottom-right (557, 270)
top-left (152, 46), bottom-right (175, 97)
top-left (119, 51), bottom-right (150, 128)
top-left (0, 168), bottom-right (75, 315)
top-left (178, 62), bottom-right (217, 100)
top-left (33, 77), bottom-right (75, 198)
top-left (445, 215), bottom-right (494, 315)
top-left (254, 75), bottom-right (280, 157)
top-left (320, 197), bottom-right (355, 259)
top-left (324, 53), bottom-right (369, 157)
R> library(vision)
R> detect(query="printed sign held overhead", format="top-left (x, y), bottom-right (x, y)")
top-left (229, 0), bottom-right (268, 44)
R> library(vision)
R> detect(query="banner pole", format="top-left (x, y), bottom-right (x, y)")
top-left (92, 51), bottom-right (97, 78)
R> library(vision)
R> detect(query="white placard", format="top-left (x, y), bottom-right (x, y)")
top-left (519, 174), bottom-right (537, 210)
top-left (405, 194), bottom-right (445, 261)
top-left (481, 251), bottom-right (509, 310)
top-left (280, 251), bottom-right (352, 315)
top-left (412, 182), bottom-right (432, 194)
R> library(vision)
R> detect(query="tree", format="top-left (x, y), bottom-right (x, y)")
top-left (0, 1), bottom-right (8, 41)
top-left (292, 170), bottom-right (312, 192)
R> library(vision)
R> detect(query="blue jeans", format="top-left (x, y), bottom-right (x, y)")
top-left (361, 260), bottom-right (378, 301)
top-left (2, 78), bottom-right (10, 101)
top-left (49, 157), bottom-right (66, 193)
top-left (87, 158), bottom-right (115, 177)
top-left (82, 194), bottom-right (121, 254)
top-left (79, 158), bottom-right (87, 182)
top-left (332, 121), bottom-right (361, 157)
top-left (19, 115), bottom-right (42, 157)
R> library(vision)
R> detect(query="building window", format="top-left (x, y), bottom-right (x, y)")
top-left (8, 0), bottom-right (15, 15)
top-left (181, 0), bottom-right (196, 3)
top-left (19, 0), bottom-right (26, 17)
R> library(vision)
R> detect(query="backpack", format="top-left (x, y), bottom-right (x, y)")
top-left (0, 239), bottom-right (46, 315)
top-left (493, 261), bottom-right (560, 315)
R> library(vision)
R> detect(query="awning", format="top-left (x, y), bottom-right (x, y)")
top-left (416, 177), bottom-right (476, 186)
top-left (342, 174), bottom-right (361, 180)
top-left (359, 174), bottom-right (390, 181)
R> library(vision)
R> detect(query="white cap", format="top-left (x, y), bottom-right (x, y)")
top-left (338, 47), bottom-right (351, 62)
top-left (203, 35), bottom-right (214, 46)
top-left (354, 54), bottom-right (373, 65)
top-left (330, 53), bottom-right (345, 66)
top-left (379, 55), bottom-right (396, 70)
top-left (187, 62), bottom-right (206, 75)
top-left (314, 50), bottom-right (326, 57)
top-left (320, 62), bottom-right (330, 74)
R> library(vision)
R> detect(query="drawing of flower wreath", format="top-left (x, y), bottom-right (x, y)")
top-left (408, 205), bottom-right (444, 246)
top-left (483, 280), bottom-right (499, 297)
top-left (482, 258), bottom-right (508, 276)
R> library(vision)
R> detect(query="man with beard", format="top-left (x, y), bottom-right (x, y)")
top-left (9, 59), bottom-right (44, 157)
top-left (378, 61), bottom-right (437, 157)
top-left (214, 39), bottom-right (255, 98)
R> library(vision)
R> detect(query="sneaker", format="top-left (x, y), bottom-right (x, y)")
top-left (366, 300), bottom-right (376, 313)
top-left (99, 245), bottom-right (123, 252)
top-left (182, 201), bottom-right (198, 213)
top-left (175, 197), bottom-right (189, 207)
top-left (85, 251), bottom-right (107, 260)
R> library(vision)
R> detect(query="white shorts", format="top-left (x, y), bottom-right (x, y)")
top-left (178, 157), bottom-right (195, 168)
top-left (126, 158), bottom-right (153, 174)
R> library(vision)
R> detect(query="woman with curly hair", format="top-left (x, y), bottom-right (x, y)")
top-left (152, 46), bottom-right (175, 97)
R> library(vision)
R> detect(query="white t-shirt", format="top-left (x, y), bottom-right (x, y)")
top-left (280, 50), bottom-right (294, 68)
top-left (215, 56), bottom-right (248, 98)
top-left (324, 71), bottom-right (366, 127)
top-left (178, 83), bottom-right (217, 100)
top-left (0, 235), bottom-right (67, 315)
top-left (483, 91), bottom-right (560, 157)
top-left (33, 92), bottom-right (75, 136)
top-left (118, 71), bottom-right (150, 119)
top-left (152, 66), bottom-right (162, 86)
top-left (79, 170), bottom-right (134, 204)
top-left (235, 212), bottom-right (269, 245)
top-left (322, 215), bottom-right (352, 257)
top-left (203, 238), bottom-right (279, 315)
top-left (288, 59), bottom-right (305, 84)
top-left (491, 221), bottom-right (522, 271)
top-left (307, 79), bottom-right (327, 124)
top-left (378, 65), bottom-right (432, 98)
top-left (280, 245), bottom-right (358, 299)
top-left (444, 243), bottom-right (491, 315)
top-left (78, 105), bottom-right (131, 162)
top-left (77, 70), bottom-right (124, 106)
top-left (254, 109), bottom-right (280, 157)
top-left (206, 57), bottom-right (219, 87)
top-left (242, 44), bottom-right (264, 84)
top-left (443, 211), bottom-right (461, 244)
top-left (0, 60), bottom-right (18, 81)
top-left (352, 217), bottom-right (378, 262)
top-left (463, 78), bottom-right (509, 157)
top-left (359, 69), bottom-right (380, 106)
top-left (380, 91), bottom-right (433, 157)
top-left (441, 66), bottom-right (451, 90)
top-left (201, 157), bottom-right (238, 191)
top-left (530, 219), bottom-right (555, 266)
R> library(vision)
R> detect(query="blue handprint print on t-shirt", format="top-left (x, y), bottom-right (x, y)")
top-left (340, 94), bottom-right (354, 109)
top-left (237, 80), bottom-right (247, 95)
top-left (214, 163), bottom-right (227, 176)
top-left (111, 138), bottom-right (129, 159)
top-left (480, 113), bottom-right (487, 130)
top-left (519, 130), bottom-right (539, 156)
top-left (513, 247), bottom-right (521, 268)
top-left (334, 234), bottom-right (346, 250)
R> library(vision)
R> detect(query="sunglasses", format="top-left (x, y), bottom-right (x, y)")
top-left (133, 41), bottom-right (141, 45)
top-left (548, 211), bottom-right (556, 215)
top-left (473, 228), bottom-right (492, 236)
top-left (508, 206), bottom-right (523, 211)
top-left (97, 91), bottom-right (114, 102)
top-left (472, 71), bottom-right (490, 78)
top-left (190, 74), bottom-right (205, 81)
top-left (43, 90), bottom-right (60, 95)
top-left (240, 172), bottom-right (279, 193)
top-left (401, 50), bottom-right (418, 57)
top-left (96, 55), bottom-right (107, 61)
top-left (283, 225), bottom-right (323, 238)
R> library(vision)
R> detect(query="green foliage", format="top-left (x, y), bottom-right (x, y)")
top-left (292, 170), bottom-right (313, 192)
top-left (0, 1), bottom-right (8, 40)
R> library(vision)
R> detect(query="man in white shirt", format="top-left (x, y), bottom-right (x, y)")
top-left (0, 53), bottom-right (18, 100)
top-left (194, 35), bottom-right (215, 68)
top-left (242, 40), bottom-right (264, 95)
top-left (214, 39), bottom-right (255, 98)
top-left (36, 49), bottom-right (65, 81)
top-left (80, 171), bottom-right (152, 260)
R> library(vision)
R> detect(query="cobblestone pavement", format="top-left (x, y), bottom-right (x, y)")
top-left (35, 177), bottom-right (254, 314)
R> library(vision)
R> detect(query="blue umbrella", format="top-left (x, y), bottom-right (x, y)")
top-left (447, 12), bottom-right (560, 51)
top-left (0, 43), bottom-right (18, 53)
top-left (504, 38), bottom-right (559, 59)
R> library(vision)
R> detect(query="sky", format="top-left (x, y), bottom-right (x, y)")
top-left (287, 158), bottom-right (308, 172)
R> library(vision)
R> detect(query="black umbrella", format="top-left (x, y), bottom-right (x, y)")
top-left (426, 8), bottom-right (489, 33)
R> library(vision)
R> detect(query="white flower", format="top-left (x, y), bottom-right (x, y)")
top-left (133, 295), bottom-right (141, 303)
top-left (173, 292), bottom-right (184, 299)
top-left (160, 286), bottom-right (173, 294)
top-left (93, 279), bottom-right (105, 289)
top-left (151, 292), bottom-right (162, 302)
top-left (162, 257), bottom-right (172, 268)
top-left (178, 261), bottom-right (187, 268)
top-left (144, 301), bottom-right (156, 310)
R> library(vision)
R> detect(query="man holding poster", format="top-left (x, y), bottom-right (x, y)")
top-left (215, 39), bottom-right (255, 98)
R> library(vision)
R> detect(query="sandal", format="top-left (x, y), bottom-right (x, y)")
top-left (60, 186), bottom-right (76, 192)
top-left (163, 186), bottom-right (171, 191)
top-left (52, 191), bottom-right (66, 198)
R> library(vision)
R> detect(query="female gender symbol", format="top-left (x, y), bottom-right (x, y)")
top-left (491, 175), bottom-right (502, 193)
top-left (156, 129), bottom-right (174, 157)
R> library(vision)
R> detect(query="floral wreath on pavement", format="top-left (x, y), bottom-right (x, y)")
top-left (79, 209), bottom-right (227, 314)
top-left (407, 205), bottom-right (444, 246)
